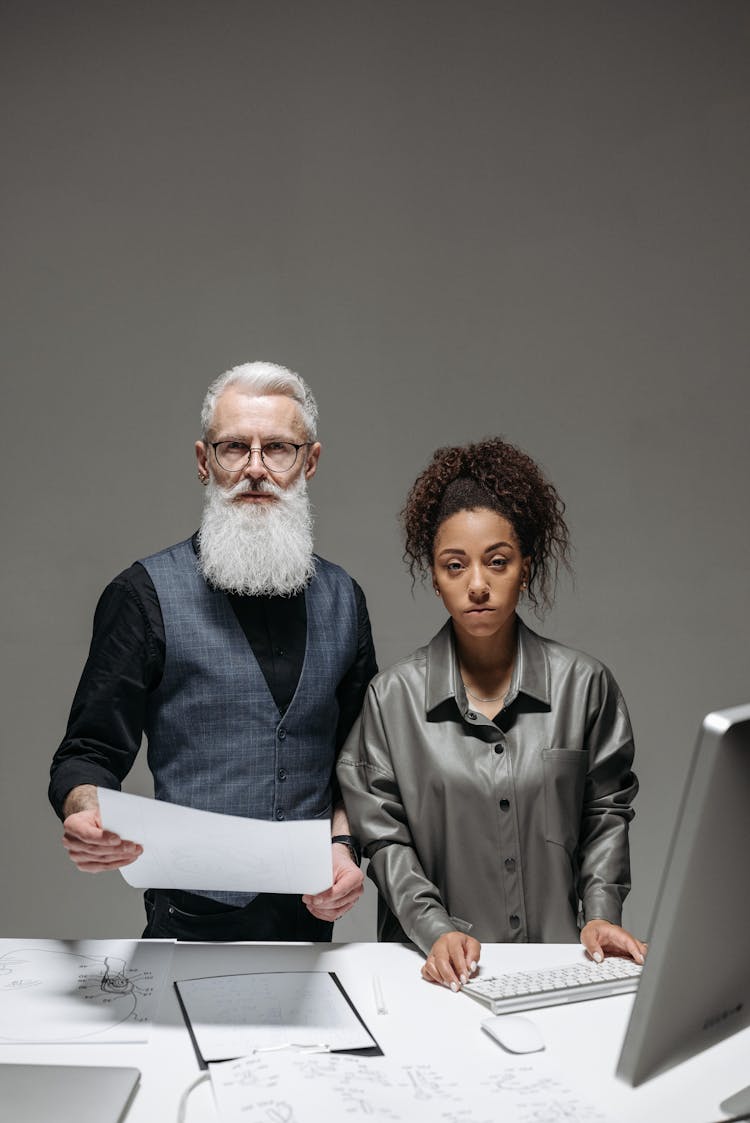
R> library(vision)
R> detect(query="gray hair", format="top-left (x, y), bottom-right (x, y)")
top-left (200, 361), bottom-right (319, 441)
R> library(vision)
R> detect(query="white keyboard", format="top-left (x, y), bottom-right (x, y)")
top-left (462, 957), bottom-right (643, 1014)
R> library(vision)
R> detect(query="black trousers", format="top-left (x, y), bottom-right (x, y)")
top-left (142, 888), bottom-right (334, 942)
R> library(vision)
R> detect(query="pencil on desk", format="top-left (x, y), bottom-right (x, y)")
top-left (372, 973), bottom-right (388, 1014)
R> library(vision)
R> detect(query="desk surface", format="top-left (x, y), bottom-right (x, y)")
top-left (1, 940), bottom-right (746, 1122)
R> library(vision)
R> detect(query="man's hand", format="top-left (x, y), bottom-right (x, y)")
top-left (301, 842), bottom-right (365, 922)
top-left (62, 807), bottom-right (143, 873)
top-left (580, 919), bottom-right (647, 965)
top-left (421, 931), bottom-right (482, 990)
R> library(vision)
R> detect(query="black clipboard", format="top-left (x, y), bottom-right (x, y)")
top-left (174, 971), bottom-right (382, 1069)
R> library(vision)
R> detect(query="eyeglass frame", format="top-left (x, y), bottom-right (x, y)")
top-left (207, 439), bottom-right (311, 474)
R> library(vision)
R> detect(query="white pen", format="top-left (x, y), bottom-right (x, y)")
top-left (372, 973), bottom-right (388, 1014)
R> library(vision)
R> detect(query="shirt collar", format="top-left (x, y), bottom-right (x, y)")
top-left (512, 617), bottom-right (551, 705)
top-left (425, 616), bottom-right (551, 716)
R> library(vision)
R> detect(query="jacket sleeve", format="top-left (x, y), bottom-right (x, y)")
top-left (336, 683), bottom-right (460, 955)
top-left (577, 666), bottom-right (638, 925)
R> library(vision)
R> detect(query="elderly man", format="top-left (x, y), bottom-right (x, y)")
top-left (50, 361), bottom-right (376, 941)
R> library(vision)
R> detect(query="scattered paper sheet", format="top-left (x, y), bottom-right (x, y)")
top-left (175, 972), bottom-right (377, 1060)
top-left (98, 787), bottom-right (332, 894)
top-left (209, 1050), bottom-right (614, 1123)
top-left (0, 939), bottom-right (173, 1044)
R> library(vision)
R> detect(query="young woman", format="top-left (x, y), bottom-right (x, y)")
top-left (338, 437), bottom-right (646, 989)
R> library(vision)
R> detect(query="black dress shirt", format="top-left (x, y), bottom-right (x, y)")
top-left (49, 537), bottom-right (377, 819)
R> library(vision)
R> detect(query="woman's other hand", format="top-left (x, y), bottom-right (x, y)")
top-left (581, 919), bottom-right (647, 965)
top-left (421, 931), bottom-right (482, 990)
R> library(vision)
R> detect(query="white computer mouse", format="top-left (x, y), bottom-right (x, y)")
top-left (481, 1014), bottom-right (545, 1054)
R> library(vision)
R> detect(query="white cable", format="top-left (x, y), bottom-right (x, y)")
top-left (177, 1071), bottom-right (211, 1123)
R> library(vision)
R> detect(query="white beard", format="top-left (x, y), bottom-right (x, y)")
top-left (197, 473), bottom-right (316, 596)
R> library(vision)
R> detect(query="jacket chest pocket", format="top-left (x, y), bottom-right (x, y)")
top-left (542, 748), bottom-right (587, 852)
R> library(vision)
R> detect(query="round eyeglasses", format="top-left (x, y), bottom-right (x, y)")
top-left (209, 439), bottom-right (309, 473)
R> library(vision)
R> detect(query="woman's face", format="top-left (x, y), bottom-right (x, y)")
top-left (431, 507), bottom-right (530, 643)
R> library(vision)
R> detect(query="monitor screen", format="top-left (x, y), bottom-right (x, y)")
top-left (617, 703), bottom-right (750, 1101)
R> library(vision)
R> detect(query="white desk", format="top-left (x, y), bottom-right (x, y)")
top-left (1, 940), bottom-right (746, 1122)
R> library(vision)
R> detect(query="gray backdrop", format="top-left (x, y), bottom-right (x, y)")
top-left (2, 1), bottom-right (748, 943)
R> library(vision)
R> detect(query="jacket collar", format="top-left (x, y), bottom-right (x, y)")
top-left (425, 616), bottom-right (551, 716)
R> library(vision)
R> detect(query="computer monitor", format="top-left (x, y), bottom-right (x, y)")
top-left (617, 703), bottom-right (750, 1112)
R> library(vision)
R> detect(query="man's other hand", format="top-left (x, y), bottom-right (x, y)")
top-left (62, 808), bottom-right (143, 873)
top-left (301, 842), bottom-right (365, 922)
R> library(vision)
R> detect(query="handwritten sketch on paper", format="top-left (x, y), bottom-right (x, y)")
top-left (0, 940), bottom-right (173, 1043)
top-left (97, 787), bottom-right (332, 894)
top-left (209, 1051), bottom-right (614, 1123)
top-left (175, 972), bottom-right (376, 1060)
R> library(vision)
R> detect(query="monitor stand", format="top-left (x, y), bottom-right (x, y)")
top-left (720, 1083), bottom-right (750, 1118)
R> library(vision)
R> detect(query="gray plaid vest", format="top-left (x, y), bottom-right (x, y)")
top-left (140, 538), bottom-right (358, 905)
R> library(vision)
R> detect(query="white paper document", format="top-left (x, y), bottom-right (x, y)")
top-left (175, 971), bottom-right (377, 1060)
top-left (0, 939), bottom-right (173, 1044)
top-left (209, 1050), bottom-right (614, 1123)
top-left (98, 787), bottom-right (332, 894)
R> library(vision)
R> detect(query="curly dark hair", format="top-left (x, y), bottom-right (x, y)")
top-left (401, 437), bottom-right (572, 613)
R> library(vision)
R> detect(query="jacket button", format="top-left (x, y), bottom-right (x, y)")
top-left (509, 914), bottom-right (520, 929)
top-left (275, 809), bottom-right (285, 820)
top-left (277, 727), bottom-right (287, 741)
top-left (494, 743), bottom-right (504, 754)
top-left (499, 798), bottom-right (510, 811)
top-left (504, 856), bottom-right (516, 870)
top-left (278, 768), bottom-right (288, 781)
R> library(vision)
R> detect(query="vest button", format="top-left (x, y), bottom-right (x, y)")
top-left (504, 856), bottom-right (516, 871)
top-left (509, 914), bottom-right (520, 929)
top-left (278, 768), bottom-right (288, 781)
top-left (499, 798), bottom-right (510, 811)
top-left (494, 743), bottom-right (504, 754)
top-left (275, 809), bottom-right (285, 820)
top-left (277, 727), bottom-right (287, 741)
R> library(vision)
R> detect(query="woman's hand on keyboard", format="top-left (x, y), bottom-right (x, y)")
top-left (421, 932), bottom-right (482, 991)
top-left (580, 919), bottom-right (647, 965)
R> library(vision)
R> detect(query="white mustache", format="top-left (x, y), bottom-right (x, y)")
top-left (220, 476), bottom-right (284, 500)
